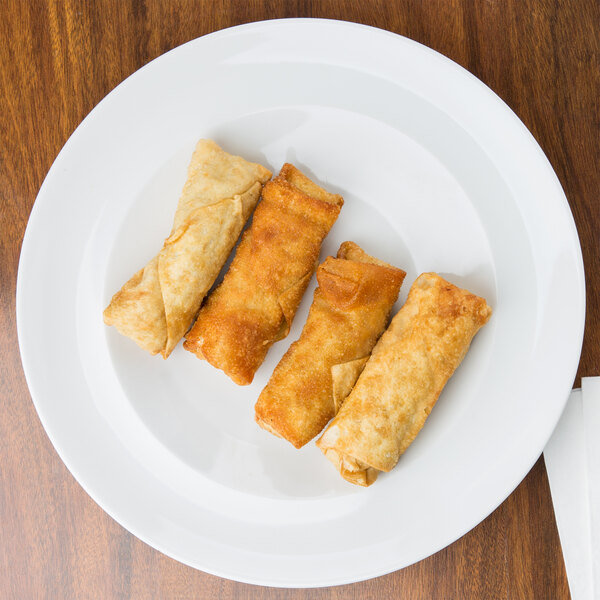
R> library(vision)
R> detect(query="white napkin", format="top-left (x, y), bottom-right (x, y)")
top-left (544, 377), bottom-right (600, 600)
top-left (582, 378), bottom-right (600, 597)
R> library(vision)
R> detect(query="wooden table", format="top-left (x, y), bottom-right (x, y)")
top-left (1, 1), bottom-right (598, 598)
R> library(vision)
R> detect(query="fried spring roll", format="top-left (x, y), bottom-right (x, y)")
top-left (184, 164), bottom-right (343, 384)
top-left (255, 242), bottom-right (406, 448)
top-left (317, 273), bottom-right (492, 486)
top-left (103, 140), bottom-right (272, 357)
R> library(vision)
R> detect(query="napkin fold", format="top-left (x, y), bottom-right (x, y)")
top-left (544, 377), bottom-right (600, 600)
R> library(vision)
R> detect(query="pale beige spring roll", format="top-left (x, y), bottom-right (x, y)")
top-left (184, 164), bottom-right (343, 385)
top-left (103, 140), bottom-right (272, 358)
top-left (317, 273), bottom-right (492, 486)
top-left (255, 242), bottom-right (406, 448)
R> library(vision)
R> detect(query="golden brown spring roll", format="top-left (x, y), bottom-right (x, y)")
top-left (103, 140), bottom-right (272, 358)
top-left (184, 164), bottom-right (343, 385)
top-left (255, 241), bottom-right (406, 448)
top-left (317, 273), bottom-right (492, 486)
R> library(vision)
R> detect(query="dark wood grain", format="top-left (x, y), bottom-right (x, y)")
top-left (1, 0), bottom-right (598, 598)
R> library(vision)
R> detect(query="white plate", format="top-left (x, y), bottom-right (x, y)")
top-left (17, 19), bottom-right (585, 587)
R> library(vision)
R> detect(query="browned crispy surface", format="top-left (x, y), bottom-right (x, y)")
top-left (317, 272), bottom-right (492, 486)
top-left (254, 242), bottom-right (406, 447)
top-left (103, 139), bottom-right (271, 357)
top-left (184, 164), bottom-right (343, 384)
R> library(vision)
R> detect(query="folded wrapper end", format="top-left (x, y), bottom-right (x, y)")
top-left (278, 163), bottom-right (344, 208)
top-left (317, 426), bottom-right (379, 487)
top-left (182, 337), bottom-right (205, 360)
top-left (331, 357), bottom-right (369, 414)
top-left (321, 448), bottom-right (379, 487)
top-left (255, 413), bottom-right (287, 442)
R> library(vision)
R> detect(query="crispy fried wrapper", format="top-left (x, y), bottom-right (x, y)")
top-left (255, 241), bottom-right (406, 448)
top-left (317, 273), bottom-right (492, 486)
top-left (103, 140), bottom-right (272, 358)
top-left (184, 164), bottom-right (343, 385)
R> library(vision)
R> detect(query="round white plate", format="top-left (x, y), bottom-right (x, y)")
top-left (17, 19), bottom-right (585, 587)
